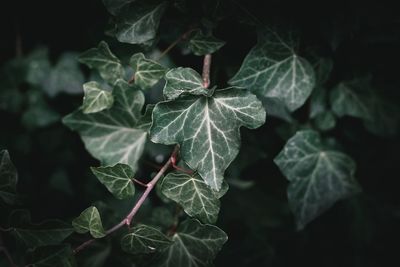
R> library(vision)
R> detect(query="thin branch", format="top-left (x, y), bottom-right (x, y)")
top-left (73, 146), bottom-right (179, 254)
top-left (132, 178), bottom-right (148, 187)
top-left (202, 54), bottom-right (212, 88)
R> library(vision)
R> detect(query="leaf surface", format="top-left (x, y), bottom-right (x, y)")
top-left (189, 31), bottom-right (225, 56)
top-left (72, 206), bottom-right (106, 238)
top-left (82, 81), bottom-right (114, 114)
top-left (130, 53), bottom-right (166, 89)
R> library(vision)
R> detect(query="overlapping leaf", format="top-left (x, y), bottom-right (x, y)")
top-left (72, 206), bottom-right (106, 238)
top-left (91, 163), bottom-right (135, 200)
top-left (274, 130), bottom-right (361, 229)
top-left (150, 79), bottom-right (266, 190)
top-left (229, 30), bottom-right (315, 111)
top-left (63, 80), bottom-right (148, 172)
top-left (160, 172), bottom-right (222, 224)
top-left (0, 150), bottom-right (18, 204)
top-left (82, 81), bottom-right (114, 114)
top-left (189, 31), bottom-right (225, 56)
top-left (121, 224), bottom-right (172, 254)
top-left (130, 53), bottom-right (166, 89)
top-left (151, 219), bottom-right (227, 267)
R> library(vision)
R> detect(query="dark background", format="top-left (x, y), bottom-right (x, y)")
top-left (1, 0), bottom-right (400, 266)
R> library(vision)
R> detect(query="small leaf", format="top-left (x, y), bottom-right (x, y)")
top-left (91, 163), bottom-right (135, 200)
top-left (121, 224), bottom-right (172, 254)
top-left (130, 53), bottom-right (166, 89)
top-left (313, 111), bottom-right (336, 131)
top-left (79, 41), bottom-right (124, 84)
top-left (229, 30), bottom-right (315, 111)
top-left (161, 172), bottom-right (221, 224)
top-left (309, 86), bottom-right (328, 118)
top-left (150, 86), bottom-right (266, 190)
top-left (274, 130), bottom-right (361, 229)
top-left (189, 31), bottom-right (225, 56)
top-left (152, 219), bottom-right (227, 267)
top-left (25, 47), bottom-right (52, 86)
top-left (82, 81), bottom-right (114, 114)
top-left (115, 1), bottom-right (167, 44)
top-left (0, 150), bottom-right (18, 204)
top-left (72, 206), bottom-right (106, 238)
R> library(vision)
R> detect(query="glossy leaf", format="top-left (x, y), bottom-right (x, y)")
top-left (130, 53), bottom-right (166, 89)
top-left (72, 206), bottom-right (106, 238)
top-left (0, 150), bottom-right (18, 204)
top-left (274, 130), bottom-right (361, 229)
top-left (150, 86), bottom-right (266, 190)
top-left (189, 31), bottom-right (225, 56)
top-left (82, 81), bottom-right (114, 114)
top-left (229, 30), bottom-right (315, 111)
top-left (91, 163), bottom-right (135, 200)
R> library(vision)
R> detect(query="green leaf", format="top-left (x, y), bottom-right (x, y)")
top-left (309, 86), bottom-right (328, 118)
top-left (130, 53), bottom-right (167, 89)
top-left (160, 172), bottom-right (221, 224)
top-left (313, 57), bottom-right (333, 86)
top-left (121, 224), bottom-right (172, 254)
top-left (152, 219), bottom-right (227, 267)
top-left (261, 97), bottom-right (293, 122)
top-left (102, 0), bottom-right (136, 15)
top-left (274, 130), bottom-right (361, 229)
top-left (229, 30), bottom-right (315, 111)
top-left (25, 47), bottom-right (52, 86)
top-left (82, 81), bottom-right (114, 114)
top-left (0, 150), bottom-right (18, 204)
top-left (115, 1), bottom-right (167, 44)
top-left (150, 86), bottom-right (266, 190)
top-left (72, 206), bottom-right (106, 238)
top-left (189, 31), bottom-right (226, 56)
top-left (30, 245), bottom-right (76, 267)
top-left (313, 111), bottom-right (336, 131)
top-left (79, 41), bottom-right (124, 84)
top-left (91, 163), bottom-right (135, 200)
top-left (63, 80), bottom-right (148, 173)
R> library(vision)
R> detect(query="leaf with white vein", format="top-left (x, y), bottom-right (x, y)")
top-left (63, 80), bottom-right (148, 173)
top-left (150, 86), bottom-right (266, 190)
top-left (189, 31), bottom-right (225, 56)
top-left (72, 206), bottom-right (106, 238)
top-left (82, 82), bottom-right (114, 114)
top-left (229, 30), bottom-right (315, 111)
top-left (274, 130), bottom-right (361, 229)
top-left (130, 53), bottom-right (166, 89)
top-left (160, 172), bottom-right (221, 224)
top-left (0, 150), bottom-right (18, 204)
top-left (121, 224), bottom-right (172, 254)
top-left (91, 163), bottom-right (135, 200)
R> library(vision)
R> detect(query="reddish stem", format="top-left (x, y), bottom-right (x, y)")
top-left (202, 54), bottom-right (212, 88)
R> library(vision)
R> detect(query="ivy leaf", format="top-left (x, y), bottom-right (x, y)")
top-left (189, 31), bottom-right (226, 56)
top-left (121, 224), bottom-right (172, 254)
top-left (130, 53), bottom-right (167, 89)
top-left (82, 81), bottom-right (114, 114)
top-left (152, 219), bottom-right (227, 267)
top-left (274, 130), bottom-right (361, 229)
top-left (91, 163), bottom-right (135, 200)
top-left (0, 150), bottom-right (18, 204)
top-left (102, 0), bottom-right (136, 15)
top-left (63, 80), bottom-right (148, 173)
top-left (313, 111), bottom-right (336, 131)
top-left (79, 41), bottom-right (124, 84)
top-left (72, 206), bottom-right (106, 238)
top-left (30, 245), bottom-right (76, 267)
top-left (261, 97), bottom-right (293, 122)
top-left (115, 1), bottom-right (167, 45)
top-left (150, 86), bottom-right (266, 190)
top-left (25, 47), bottom-right (52, 86)
top-left (229, 30), bottom-right (315, 111)
top-left (313, 57), bottom-right (333, 86)
top-left (163, 67), bottom-right (211, 100)
top-left (309, 86), bottom-right (328, 118)
top-left (160, 172), bottom-right (221, 224)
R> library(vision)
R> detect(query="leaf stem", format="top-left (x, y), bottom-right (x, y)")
top-left (73, 146), bottom-right (179, 254)
top-left (202, 54), bottom-right (212, 88)
top-left (132, 178), bottom-right (148, 187)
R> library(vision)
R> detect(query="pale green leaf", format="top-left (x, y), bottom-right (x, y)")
top-left (163, 67), bottom-right (211, 100)
top-left (152, 219), bottom-right (227, 267)
top-left (72, 206), bottom-right (106, 238)
top-left (115, 2), bottom-right (167, 44)
top-left (161, 172), bottom-right (221, 224)
top-left (229, 30), bottom-right (315, 111)
top-left (79, 41), bottom-right (124, 84)
top-left (91, 163), bottom-right (135, 200)
top-left (150, 87), bottom-right (266, 190)
top-left (82, 81), bottom-right (114, 114)
top-left (121, 224), bottom-right (172, 254)
top-left (274, 130), bottom-right (361, 229)
top-left (130, 53), bottom-right (166, 89)
top-left (63, 80), bottom-right (148, 173)
top-left (189, 31), bottom-right (225, 56)
top-left (0, 150), bottom-right (18, 204)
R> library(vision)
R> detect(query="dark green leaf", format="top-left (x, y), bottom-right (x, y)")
top-left (313, 111), bottom-right (336, 131)
top-left (72, 206), bottom-right (106, 238)
top-left (82, 81), bottom-right (114, 114)
top-left (189, 31), bottom-right (225, 56)
top-left (130, 53), bottom-right (166, 89)
top-left (30, 245), bottom-right (76, 267)
top-left (0, 150), bottom-right (18, 204)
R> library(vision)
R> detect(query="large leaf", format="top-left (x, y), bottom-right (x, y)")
top-left (150, 85), bottom-right (266, 190)
top-left (63, 80), bottom-right (148, 172)
top-left (91, 163), bottom-right (135, 200)
top-left (229, 30), bottom-right (315, 111)
top-left (72, 206), bottom-right (106, 238)
top-left (82, 81), bottom-right (114, 114)
top-left (0, 150), bottom-right (18, 204)
top-left (130, 53), bottom-right (166, 89)
top-left (274, 130), bottom-right (361, 229)
top-left (189, 31), bottom-right (225, 56)
top-left (115, 1), bottom-right (167, 44)
top-left (121, 224), bottom-right (172, 254)
top-left (79, 41), bottom-right (124, 84)
top-left (152, 219), bottom-right (227, 267)
top-left (160, 172), bottom-right (221, 224)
